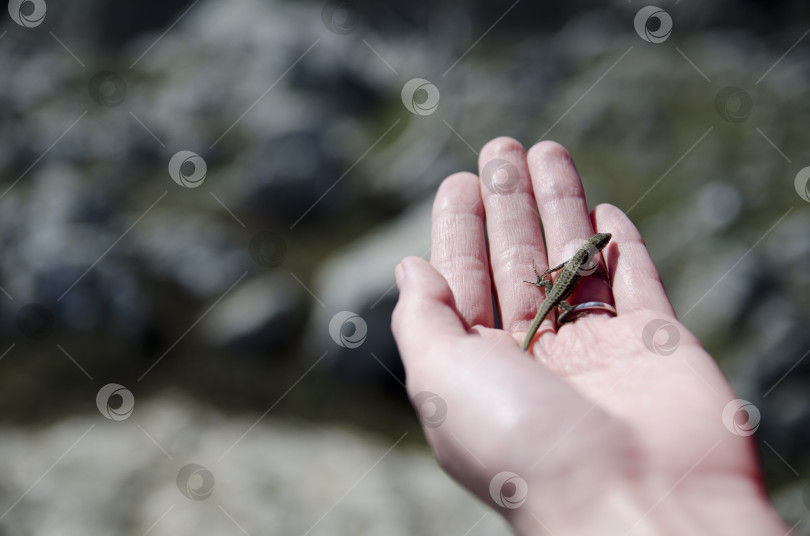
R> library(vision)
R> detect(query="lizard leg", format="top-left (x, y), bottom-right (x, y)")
top-left (591, 266), bottom-right (611, 284)
top-left (524, 259), bottom-right (553, 292)
top-left (524, 277), bottom-right (554, 292)
top-left (556, 301), bottom-right (588, 325)
top-left (542, 261), bottom-right (566, 277)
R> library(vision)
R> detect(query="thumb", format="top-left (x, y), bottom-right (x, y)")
top-left (391, 256), bottom-right (467, 364)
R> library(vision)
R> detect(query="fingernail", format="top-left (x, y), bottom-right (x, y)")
top-left (394, 259), bottom-right (408, 289)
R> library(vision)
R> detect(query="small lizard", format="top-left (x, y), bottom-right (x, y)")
top-left (521, 233), bottom-right (612, 351)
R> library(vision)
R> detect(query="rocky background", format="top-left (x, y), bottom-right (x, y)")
top-left (1, 0), bottom-right (809, 534)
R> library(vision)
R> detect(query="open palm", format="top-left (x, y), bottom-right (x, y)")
top-left (392, 138), bottom-right (787, 535)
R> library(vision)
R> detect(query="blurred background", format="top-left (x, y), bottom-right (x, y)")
top-left (0, 0), bottom-right (809, 533)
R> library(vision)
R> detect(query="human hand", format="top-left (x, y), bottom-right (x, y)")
top-left (392, 138), bottom-right (788, 535)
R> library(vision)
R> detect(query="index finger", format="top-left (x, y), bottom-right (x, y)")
top-left (430, 172), bottom-right (494, 329)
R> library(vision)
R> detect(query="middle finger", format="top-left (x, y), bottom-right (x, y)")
top-left (478, 137), bottom-right (547, 334)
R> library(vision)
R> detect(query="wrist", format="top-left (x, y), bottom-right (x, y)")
top-left (505, 476), bottom-right (788, 536)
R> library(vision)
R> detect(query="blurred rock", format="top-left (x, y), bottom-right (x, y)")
top-left (0, 164), bottom-right (149, 336)
top-left (128, 208), bottom-right (250, 299)
top-left (202, 272), bottom-right (308, 352)
top-left (236, 129), bottom-right (348, 225)
top-left (0, 398), bottom-right (509, 536)
top-left (303, 198), bottom-right (431, 380)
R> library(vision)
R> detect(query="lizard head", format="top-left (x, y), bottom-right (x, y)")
top-left (589, 232), bottom-right (612, 250)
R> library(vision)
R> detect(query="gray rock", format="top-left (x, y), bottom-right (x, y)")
top-left (202, 272), bottom-right (308, 352)
top-left (0, 398), bottom-right (509, 536)
top-left (302, 198), bottom-right (431, 379)
top-left (128, 208), bottom-right (251, 299)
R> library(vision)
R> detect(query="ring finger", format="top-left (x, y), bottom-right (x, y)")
top-left (526, 141), bottom-right (614, 315)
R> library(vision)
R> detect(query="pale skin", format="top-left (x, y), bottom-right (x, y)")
top-left (391, 138), bottom-right (789, 535)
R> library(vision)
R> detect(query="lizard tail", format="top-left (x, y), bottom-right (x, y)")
top-left (521, 301), bottom-right (554, 351)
